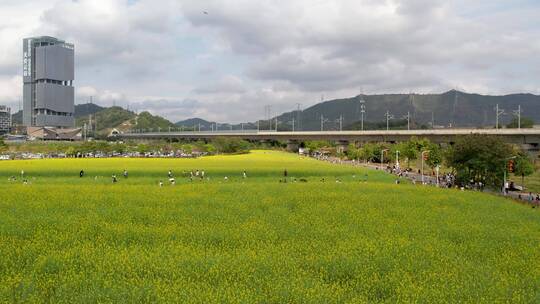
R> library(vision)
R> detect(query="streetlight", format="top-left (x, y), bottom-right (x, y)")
top-left (380, 149), bottom-right (389, 170)
top-left (421, 150), bottom-right (430, 184)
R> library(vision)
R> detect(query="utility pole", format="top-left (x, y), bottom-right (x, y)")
top-left (268, 105), bottom-right (272, 131)
top-left (320, 115), bottom-right (328, 131)
top-left (359, 96), bottom-right (366, 131)
top-left (336, 115), bottom-right (343, 131)
top-left (290, 118), bottom-right (295, 132)
top-left (403, 111), bottom-right (410, 130)
top-left (385, 110), bottom-right (394, 131)
top-left (495, 104), bottom-right (505, 129)
top-left (296, 103), bottom-right (302, 131)
top-left (431, 111), bottom-right (434, 129)
top-left (275, 118), bottom-right (278, 132)
top-left (88, 114), bottom-right (92, 137)
top-left (513, 105), bottom-right (522, 129)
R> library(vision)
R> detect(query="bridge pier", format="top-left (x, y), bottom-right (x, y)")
top-left (286, 140), bottom-right (300, 152)
top-left (336, 140), bottom-right (349, 154)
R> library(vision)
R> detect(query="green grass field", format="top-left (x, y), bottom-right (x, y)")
top-left (0, 151), bottom-right (539, 303)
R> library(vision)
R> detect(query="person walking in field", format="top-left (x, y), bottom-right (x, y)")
top-left (123, 170), bottom-right (128, 178)
top-left (112, 174), bottom-right (118, 183)
top-left (168, 170), bottom-right (173, 178)
top-left (159, 180), bottom-right (163, 187)
top-left (243, 171), bottom-right (247, 179)
top-left (79, 170), bottom-right (85, 178)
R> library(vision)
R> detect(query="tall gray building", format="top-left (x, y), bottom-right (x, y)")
top-left (0, 105), bottom-right (11, 134)
top-left (23, 36), bottom-right (74, 128)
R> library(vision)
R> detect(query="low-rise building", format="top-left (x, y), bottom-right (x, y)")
top-left (0, 105), bottom-right (11, 134)
top-left (27, 126), bottom-right (82, 141)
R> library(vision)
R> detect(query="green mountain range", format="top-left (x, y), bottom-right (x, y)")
top-left (273, 90), bottom-right (540, 131)
top-left (10, 90), bottom-right (540, 134)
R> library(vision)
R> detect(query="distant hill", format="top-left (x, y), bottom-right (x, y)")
top-left (175, 118), bottom-right (213, 129)
top-left (76, 107), bottom-right (175, 136)
top-left (76, 106), bottom-right (136, 135)
top-left (135, 111), bottom-right (175, 131)
top-left (272, 90), bottom-right (540, 130)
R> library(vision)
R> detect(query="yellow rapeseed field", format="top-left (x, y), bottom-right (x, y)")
top-left (0, 151), bottom-right (539, 303)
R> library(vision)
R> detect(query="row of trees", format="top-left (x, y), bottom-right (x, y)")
top-left (325, 135), bottom-right (534, 189)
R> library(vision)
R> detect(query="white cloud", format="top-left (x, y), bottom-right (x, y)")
top-left (0, 0), bottom-right (539, 122)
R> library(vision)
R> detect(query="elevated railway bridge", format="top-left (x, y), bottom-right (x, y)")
top-left (115, 129), bottom-right (540, 155)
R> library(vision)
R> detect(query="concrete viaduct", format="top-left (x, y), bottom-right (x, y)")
top-left (116, 128), bottom-right (540, 154)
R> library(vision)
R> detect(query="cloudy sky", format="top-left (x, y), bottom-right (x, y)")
top-left (1, 0), bottom-right (539, 122)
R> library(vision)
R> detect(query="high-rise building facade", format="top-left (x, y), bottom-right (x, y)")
top-left (0, 105), bottom-right (11, 134)
top-left (23, 36), bottom-right (74, 128)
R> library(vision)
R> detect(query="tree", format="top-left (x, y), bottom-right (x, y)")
top-left (445, 135), bottom-right (513, 188)
top-left (203, 143), bottom-right (216, 154)
top-left (371, 143), bottom-right (392, 163)
top-left (111, 142), bottom-right (127, 154)
top-left (0, 138), bottom-right (7, 153)
top-left (513, 154), bottom-right (535, 187)
top-left (305, 140), bottom-right (332, 152)
top-left (395, 141), bottom-right (417, 168)
top-left (507, 117), bottom-right (534, 128)
top-left (65, 146), bottom-right (76, 157)
top-left (212, 137), bottom-right (250, 154)
top-left (347, 143), bottom-right (359, 160)
top-left (137, 144), bottom-right (150, 155)
top-left (424, 142), bottom-right (443, 169)
top-left (357, 143), bottom-right (379, 162)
